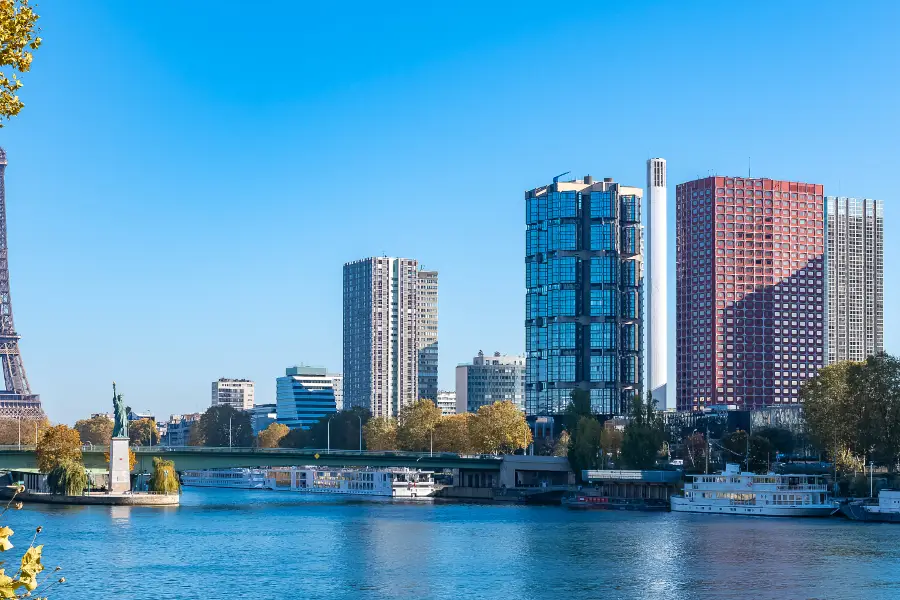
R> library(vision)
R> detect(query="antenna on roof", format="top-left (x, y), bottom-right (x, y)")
top-left (552, 171), bottom-right (571, 184)
top-left (748, 157), bottom-right (751, 178)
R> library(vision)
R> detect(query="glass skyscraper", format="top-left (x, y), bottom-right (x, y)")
top-left (525, 175), bottom-right (643, 419)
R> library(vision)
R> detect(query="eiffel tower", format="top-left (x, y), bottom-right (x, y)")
top-left (0, 147), bottom-right (42, 419)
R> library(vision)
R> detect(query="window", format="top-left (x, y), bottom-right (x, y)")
top-left (590, 223), bottom-right (615, 250)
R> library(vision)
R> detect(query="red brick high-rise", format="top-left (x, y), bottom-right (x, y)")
top-left (676, 177), bottom-right (825, 411)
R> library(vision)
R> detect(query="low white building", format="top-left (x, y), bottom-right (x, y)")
top-left (211, 378), bottom-right (255, 410)
top-left (436, 390), bottom-right (456, 416)
top-left (455, 351), bottom-right (525, 414)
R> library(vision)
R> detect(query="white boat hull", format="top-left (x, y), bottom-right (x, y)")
top-left (671, 496), bottom-right (835, 517)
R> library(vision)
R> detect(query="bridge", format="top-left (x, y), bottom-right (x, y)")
top-left (0, 446), bottom-right (504, 474)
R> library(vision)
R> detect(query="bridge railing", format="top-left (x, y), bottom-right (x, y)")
top-left (127, 446), bottom-right (503, 461)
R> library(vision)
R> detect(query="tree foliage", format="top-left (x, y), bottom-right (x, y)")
top-left (397, 400), bottom-right (442, 451)
top-left (567, 417), bottom-right (604, 478)
top-left (754, 427), bottom-right (795, 456)
top-left (278, 428), bottom-right (310, 449)
top-left (74, 415), bottom-right (113, 447)
top-left (148, 457), bottom-right (179, 494)
top-left (433, 413), bottom-right (473, 454)
top-left (0, 0), bottom-right (41, 125)
top-left (46, 460), bottom-right (87, 496)
top-left (721, 430), bottom-right (775, 474)
top-left (305, 408), bottom-right (369, 450)
top-left (193, 406), bottom-right (253, 447)
top-left (802, 354), bottom-right (900, 471)
top-left (35, 425), bottom-right (82, 473)
top-left (128, 418), bottom-right (159, 446)
top-left (552, 430), bottom-right (571, 457)
top-left (257, 422), bottom-right (290, 448)
top-left (363, 417), bottom-right (397, 451)
top-left (683, 432), bottom-right (708, 473)
top-left (468, 401), bottom-right (532, 455)
top-left (599, 427), bottom-right (623, 467)
top-left (0, 417), bottom-right (49, 446)
top-left (620, 393), bottom-right (665, 470)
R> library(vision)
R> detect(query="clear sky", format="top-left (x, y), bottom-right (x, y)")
top-left (2, 1), bottom-right (898, 424)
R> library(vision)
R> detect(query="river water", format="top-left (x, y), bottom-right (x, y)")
top-left (11, 489), bottom-right (900, 600)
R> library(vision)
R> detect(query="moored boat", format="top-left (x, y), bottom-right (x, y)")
top-left (181, 468), bottom-right (267, 489)
top-left (671, 463), bottom-right (837, 517)
top-left (265, 467), bottom-right (436, 499)
top-left (840, 490), bottom-right (900, 522)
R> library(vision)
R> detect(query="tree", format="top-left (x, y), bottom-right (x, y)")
top-left (599, 427), bottom-right (623, 467)
top-left (683, 432), bottom-right (708, 473)
top-left (0, 417), bottom-right (49, 445)
top-left (129, 418), bottom-right (159, 446)
top-left (469, 401), bottom-right (532, 455)
top-left (433, 413), bottom-right (473, 454)
top-left (306, 408), bottom-right (370, 450)
top-left (35, 425), bottom-right (82, 473)
top-left (397, 400), bottom-right (442, 451)
top-left (567, 417), bottom-right (604, 478)
top-left (257, 422), bottom-right (290, 448)
top-left (74, 415), bottom-right (113, 446)
top-left (46, 460), bottom-right (88, 496)
top-left (149, 457), bottom-right (179, 494)
top-left (721, 430), bottom-right (775, 474)
top-left (552, 430), bottom-right (571, 457)
top-left (755, 427), bottom-right (796, 456)
top-left (802, 361), bottom-right (856, 457)
top-left (279, 428), bottom-right (310, 449)
top-left (620, 393), bottom-right (665, 470)
top-left (0, 0), bottom-right (42, 125)
top-left (193, 405), bottom-right (253, 447)
top-left (563, 389), bottom-right (593, 434)
top-left (363, 417), bottom-right (398, 451)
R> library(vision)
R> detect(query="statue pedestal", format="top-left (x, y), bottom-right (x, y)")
top-left (109, 437), bottom-right (131, 494)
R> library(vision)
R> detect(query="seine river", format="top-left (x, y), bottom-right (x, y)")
top-left (14, 489), bottom-right (900, 600)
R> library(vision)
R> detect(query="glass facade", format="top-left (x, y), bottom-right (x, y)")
top-left (525, 177), bottom-right (643, 417)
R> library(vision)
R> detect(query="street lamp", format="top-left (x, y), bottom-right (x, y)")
top-left (229, 416), bottom-right (233, 449)
top-left (356, 413), bottom-right (363, 452)
top-left (327, 414), bottom-right (336, 454)
top-left (147, 410), bottom-right (154, 449)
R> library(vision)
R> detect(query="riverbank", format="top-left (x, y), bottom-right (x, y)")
top-left (1, 488), bottom-right (179, 506)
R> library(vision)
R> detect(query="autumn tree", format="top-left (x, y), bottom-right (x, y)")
top-left (193, 405), bottom-right (253, 447)
top-left (469, 401), bottom-right (532, 455)
top-left (257, 422), bottom-right (290, 448)
top-left (74, 415), bottom-right (113, 446)
top-left (0, 0), bottom-right (42, 125)
top-left (149, 457), bottom-right (179, 494)
top-left (433, 413), bottom-right (473, 454)
top-left (128, 418), bottom-right (160, 446)
top-left (397, 400), bottom-right (442, 451)
top-left (36, 425), bottom-right (82, 473)
top-left (0, 417), bottom-right (49, 445)
top-left (363, 417), bottom-right (397, 451)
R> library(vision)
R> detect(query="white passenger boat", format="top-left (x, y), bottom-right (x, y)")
top-left (265, 467), bottom-right (436, 499)
top-left (671, 463), bottom-right (837, 517)
top-left (181, 468), bottom-right (267, 489)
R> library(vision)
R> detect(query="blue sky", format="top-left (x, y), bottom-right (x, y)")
top-left (2, 1), bottom-right (898, 423)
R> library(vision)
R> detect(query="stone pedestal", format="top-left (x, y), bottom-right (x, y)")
top-left (109, 437), bottom-right (131, 494)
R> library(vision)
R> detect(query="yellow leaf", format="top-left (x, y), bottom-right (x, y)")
top-left (0, 527), bottom-right (12, 552)
top-left (19, 544), bottom-right (43, 590)
top-left (0, 568), bottom-right (17, 599)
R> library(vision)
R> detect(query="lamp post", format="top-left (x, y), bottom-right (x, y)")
top-left (17, 416), bottom-right (20, 450)
top-left (327, 414), bottom-right (335, 454)
top-left (356, 413), bottom-right (363, 452)
top-left (229, 416), bottom-right (233, 449)
top-left (147, 410), bottom-right (153, 449)
top-left (870, 460), bottom-right (875, 498)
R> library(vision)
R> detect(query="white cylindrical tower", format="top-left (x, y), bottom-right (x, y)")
top-left (646, 158), bottom-right (667, 409)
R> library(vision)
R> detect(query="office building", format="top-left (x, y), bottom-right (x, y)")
top-left (331, 373), bottom-right (344, 411)
top-left (436, 390), bottom-right (456, 416)
top-left (826, 197), bottom-right (884, 363)
top-left (456, 351), bottom-right (525, 414)
top-left (276, 366), bottom-right (339, 430)
top-left (676, 176), bottom-right (825, 411)
top-left (211, 378), bottom-right (255, 410)
top-left (417, 268), bottom-right (439, 402)
top-left (343, 257), bottom-right (420, 418)
top-left (251, 403), bottom-right (277, 434)
top-left (647, 158), bottom-right (668, 409)
top-left (525, 175), bottom-right (644, 419)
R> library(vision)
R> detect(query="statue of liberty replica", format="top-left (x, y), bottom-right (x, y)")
top-left (109, 382), bottom-right (131, 493)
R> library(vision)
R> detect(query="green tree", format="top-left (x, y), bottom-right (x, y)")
top-left (801, 361), bottom-right (857, 458)
top-left (397, 400), bottom-right (442, 451)
top-left (35, 424), bottom-right (82, 473)
top-left (683, 432), bottom-right (708, 472)
top-left (128, 418), bottom-right (160, 446)
top-left (567, 417), bottom-right (604, 478)
top-left (74, 415), bottom-right (113, 446)
top-left (755, 427), bottom-right (795, 456)
top-left (433, 413), bottom-right (473, 454)
top-left (599, 427), bottom-right (623, 467)
top-left (469, 401), bottom-right (533, 455)
top-left (257, 422), bottom-right (290, 448)
top-left (563, 389), bottom-right (593, 434)
top-left (620, 393), bottom-right (665, 470)
top-left (194, 405), bottom-right (253, 447)
top-left (46, 460), bottom-right (88, 496)
top-left (721, 430), bottom-right (775, 474)
top-left (363, 417), bottom-right (398, 451)
top-left (552, 430), bottom-right (571, 457)
top-left (148, 457), bottom-right (180, 494)
top-left (306, 408), bottom-right (370, 450)
top-left (0, 0), bottom-right (42, 125)
top-left (278, 428), bottom-right (310, 449)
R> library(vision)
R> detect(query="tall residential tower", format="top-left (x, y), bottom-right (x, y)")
top-left (343, 257), bottom-right (436, 418)
top-left (826, 197), bottom-right (884, 363)
top-left (646, 158), bottom-right (667, 409)
top-left (525, 175), bottom-right (643, 422)
top-left (676, 176), bottom-right (825, 411)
